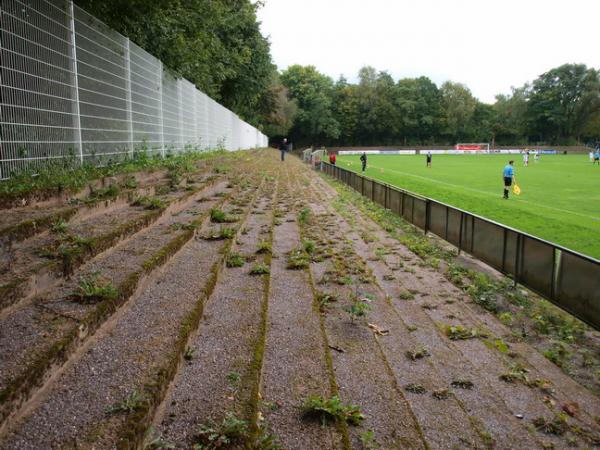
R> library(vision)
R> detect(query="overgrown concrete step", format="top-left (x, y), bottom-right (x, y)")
top-left (154, 184), bottom-right (277, 448)
top-left (0, 168), bottom-right (169, 245)
top-left (0, 179), bottom-right (237, 429)
top-left (307, 169), bottom-right (600, 448)
top-left (298, 203), bottom-right (429, 449)
top-left (0, 180), bottom-right (262, 449)
top-left (260, 187), bottom-right (343, 450)
top-left (0, 172), bottom-right (221, 313)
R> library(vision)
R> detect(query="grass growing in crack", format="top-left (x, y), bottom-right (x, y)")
top-left (210, 208), bottom-right (238, 223)
top-left (142, 426), bottom-right (175, 449)
top-left (194, 413), bottom-right (248, 449)
top-left (256, 241), bottom-right (272, 254)
top-left (543, 342), bottom-right (570, 367)
top-left (302, 395), bottom-right (364, 426)
top-left (532, 414), bottom-right (569, 436)
top-left (404, 384), bottom-right (427, 394)
top-left (184, 347), bottom-right (195, 361)
top-left (343, 295), bottom-right (372, 323)
top-left (405, 347), bottom-right (430, 360)
top-left (286, 247), bottom-right (311, 270)
top-left (250, 263), bottom-right (270, 275)
top-left (72, 272), bottom-right (118, 303)
top-left (204, 227), bottom-right (236, 240)
top-left (133, 196), bottom-right (165, 210)
top-left (106, 390), bottom-right (147, 414)
top-left (316, 291), bottom-right (337, 312)
top-left (298, 207), bottom-right (311, 224)
top-left (50, 218), bottom-right (68, 234)
top-left (303, 239), bottom-right (316, 255)
top-left (359, 430), bottom-right (381, 450)
top-left (226, 252), bottom-right (246, 268)
top-left (444, 325), bottom-right (488, 340)
top-left (226, 371), bottom-right (241, 384)
top-left (398, 291), bottom-right (415, 300)
top-left (451, 379), bottom-right (474, 389)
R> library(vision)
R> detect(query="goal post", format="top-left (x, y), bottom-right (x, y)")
top-left (455, 143), bottom-right (490, 151)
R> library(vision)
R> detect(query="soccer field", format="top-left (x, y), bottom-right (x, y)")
top-left (337, 153), bottom-right (600, 259)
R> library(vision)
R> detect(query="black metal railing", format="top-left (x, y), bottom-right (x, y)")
top-left (320, 162), bottom-right (600, 330)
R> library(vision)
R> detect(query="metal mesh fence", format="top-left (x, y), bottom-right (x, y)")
top-left (0, 0), bottom-right (268, 179)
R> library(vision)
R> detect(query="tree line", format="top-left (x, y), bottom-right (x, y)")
top-left (279, 64), bottom-right (600, 148)
top-left (74, 1), bottom-right (600, 147)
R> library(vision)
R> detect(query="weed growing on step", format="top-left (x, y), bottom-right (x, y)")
top-left (184, 347), bottom-right (195, 361)
top-left (210, 208), bottom-right (238, 223)
top-left (316, 291), bottom-right (337, 312)
top-left (343, 294), bottom-right (372, 323)
top-left (543, 342), bottom-right (570, 367)
top-left (405, 347), bottom-right (430, 361)
top-left (226, 371), bottom-right (241, 384)
top-left (204, 227), bottom-right (236, 240)
top-left (226, 252), bottom-right (246, 268)
top-left (359, 430), bottom-right (381, 450)
top-left (404, 384), bottom-right (427, 394)
top-left (398, 291), bottom-right (415, 300)
top-left (88, 184), bottom-right (120, 201)
top-left (133, 196), bottom-right (165, 210)
top-left (302, 395), bottom-right (364, 426)
top-left (250, 263), bottom-right (270, 275)
top-left (298, 207), bottom-right (311, 225)
top-left (121, 176), bottom-right (138, 190)
top-left (302, 239), bottom-right (315, 255)
top-left (107, 390), bottom-right (147, 414)
top-left (533, 414), bottom-right (569, 436)
top-left (256, 241), bottom-right (272, 254)
top-left (444, 325), bottom-right (488, 340)
top-left (432, 388), bottom-right (452, 400)
top-left (50, 218), bottom-right (68, 234)
top-left (451, 379), bottom-right (474, 389)
top-left (72, 272), bottom-right (118, 303)
top-left (286, 247), bottom-right (310, 270)
top-left (195, 413), bottom-right (248, 449)
top-left (142, 426), bottom-right (174, 449)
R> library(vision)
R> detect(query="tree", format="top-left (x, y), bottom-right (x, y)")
top-left (439, 82), bottom-right (478, 143)
top-left (280, 65), bottom-right (340, 145)
top-left (527, 64), bottom-right (600, 144)
top-left (492, 87), bottom-right (529, 145)
top-left (395, 77), bottom-right (442, 144)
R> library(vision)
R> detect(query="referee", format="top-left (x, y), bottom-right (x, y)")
top-left (502, 160), bottom-right (516, 199)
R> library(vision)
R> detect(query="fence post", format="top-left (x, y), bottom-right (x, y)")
top-left (124, 39), bottom-right (134, 158)
top-left (158, 62), bottom-right (165, 158)
top-left (424, 199), bottom-right (430, 235)
top-left (68, 1), bottom-right (83, 164)
top-left (458, 212), bottom-right (464, 255)
top-left (514, 234), bottom-right (522, 287)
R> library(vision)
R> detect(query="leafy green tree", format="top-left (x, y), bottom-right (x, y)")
top-left (492, 87), bottom-right (529, 145)
top-left (527, 64), bottom-right (600, 144)
top-left (395, 77), bottom-right (443, 144)
top-left (439, 82), bottom-right (478, 143)
top-left (280, 65), bottom-right (340, 145)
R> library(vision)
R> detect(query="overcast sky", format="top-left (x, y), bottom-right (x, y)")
top-left (257, 0), bottom-right (600, 104)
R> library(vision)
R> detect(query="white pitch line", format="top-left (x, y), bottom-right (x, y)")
top-left (363, 163), bottom-right (600, 223)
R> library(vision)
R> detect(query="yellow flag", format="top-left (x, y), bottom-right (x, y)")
top-left (513, 184), bottom-right (521, 195)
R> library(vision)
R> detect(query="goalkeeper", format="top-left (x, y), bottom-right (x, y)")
top-left (502, 160), bottom-right (516, 199)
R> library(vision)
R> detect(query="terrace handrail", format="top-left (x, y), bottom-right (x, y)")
top-left (320, 162), bottom-right (600, 331)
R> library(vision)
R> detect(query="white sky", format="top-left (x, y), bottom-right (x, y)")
top-left (257, 0), bottom-right (600, 104)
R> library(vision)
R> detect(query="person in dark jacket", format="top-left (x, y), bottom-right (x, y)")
top-left (279, 138), bottom-right (288, 162)
top-left (360, 152), bottom-right (367, 172)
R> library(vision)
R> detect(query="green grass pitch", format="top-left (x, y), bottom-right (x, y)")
top-left (337, 153), bottom-right (600, 259)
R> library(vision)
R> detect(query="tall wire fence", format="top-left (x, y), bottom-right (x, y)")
top-left (0, 0), bottom-right (268, 179)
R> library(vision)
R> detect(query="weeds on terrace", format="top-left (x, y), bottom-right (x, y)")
top-left (210, 208), bottom-right (238, 223)
top-left (360, 430), bottom-right (381, 450)
top-left (405, 346), bottom-right (430, 361)
top-left (343, 294), bottom-right (373, 323)
top-left (533, 414), bottom-right (569, 436)
top-left (256, 241), bottom-right (272, 254)
top-left (298, 207), bottom-right (311, 224)
top-left (204, 227), bottom-right (235, 240)
top-left (194, 413), bottom-right (248, 449)
top-left (107, 390), bottom-right (147, 414)
top-left (88, 184), bottom-right (120, 201)
top-left (122, 176), bottom-right (138, 189)
top-left (404, 384), bottom-right (427, 394)
top-left (226, 252), bottom-right (246, 268)
top-left (543, 341), bottom-right (570, 367)
top-left (72, 272), bottom-right (118, 303)
top-left (444, 325), bottom-right (488, 340)
top-left (250, 263), bottom-right (270, 275)
top-left (286, 247), bottom-right (311, 270)
top-left (133, 196), bottom-right (165, 210)
top-left (50, 218), bottom-right (68, 234)
top-left (451, 379), bottom-right (474, 389)
top-left (303, 239), bottom-right (316, 255)
top-left (302, 395), bottom-right (364, 426)
top-left (142, 426), bottom-right (174, 449)
top-left (184, 347), bottom-right (195, 361)
top-left (499, 364), bottom-right (531, 385)
top-left (226, 371), bottom-right (241, 383)
top-left (432, 389), bottom-right (452, 400)
top-left (316, 291), bottom-right (337, 312)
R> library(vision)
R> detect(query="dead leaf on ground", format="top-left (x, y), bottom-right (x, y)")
top-left (368, 323), bottom-right (390, 336)
top-left (562, 401), bottom-right (580, 417)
